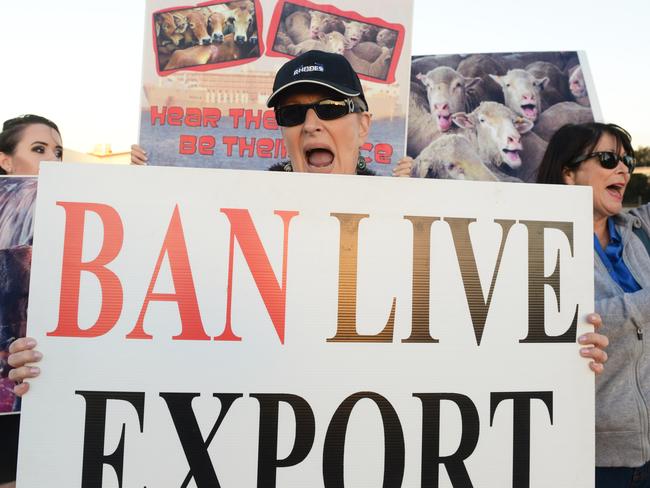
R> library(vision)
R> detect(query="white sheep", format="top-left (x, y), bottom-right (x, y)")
top-left (489, 69), bottom-right (549, 123)
top-left (284, 10), bottom-right (311, 44)
top-left (342, 20), bottom-right (369, 49)
top-left (308, 11), bottom-right (344, 39)
top-left (376, 28), bottom-right (397, 49)
top-left (533, 101), bottom-right (594, 141)
top-left (287, 31), bottom-right (346, 56)
top-left (568, 65), bottom-right (590, 107)
top-left (450, 101), bottom-right (535, 179)
top-left (412, 134), bottom-right (498, 181)
top-left (416, 66), bottom-right (481, 133)
top-left (343, 44), bottom-right (392, 79)
top-left (407, 81), bottom-right (442, 158)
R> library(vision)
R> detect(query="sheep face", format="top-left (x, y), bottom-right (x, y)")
top-left (490, 69), bottom-right (549, 122)
top-left (320, 31), bottom-right (345, 55)
top-left (343, 21), bottom-right (368, 49)
top-left (309, 11), bottom-right (341, 39)
top-left (376, 28), bottom-right (397, 49)
top-left (452, 102), bottom-right (533, 170)
top-left (569, 66), bottom-right (588, 98)
top-left (416, 67), bottom-right (480, 133)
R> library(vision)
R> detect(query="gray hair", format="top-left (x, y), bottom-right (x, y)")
top-left (352, 96), bottom-right (368, 112)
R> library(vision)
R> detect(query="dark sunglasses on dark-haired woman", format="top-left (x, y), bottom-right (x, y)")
top-left (570, 151), bottom-right (636, 174)
top-left (274, 98), bottom-right (362, 127)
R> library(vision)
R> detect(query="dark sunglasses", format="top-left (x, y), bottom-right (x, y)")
top-left (274, 98), bottom-right (362, 127)
top-left (571, 151), bottom-right (636, 174)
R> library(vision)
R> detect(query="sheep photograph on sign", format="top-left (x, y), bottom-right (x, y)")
top-left (408, 51), bottom-right (600, 182)
top-left (17, 163), bottom-right (595, 487)
top-left (266, 0), bottom-right (404, 83)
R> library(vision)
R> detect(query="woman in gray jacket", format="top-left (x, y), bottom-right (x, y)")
top-left (537, 122), bottom-right (650, 487)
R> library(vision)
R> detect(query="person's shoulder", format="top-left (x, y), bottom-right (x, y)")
top-left (626, 203), bottom-right (650, 224)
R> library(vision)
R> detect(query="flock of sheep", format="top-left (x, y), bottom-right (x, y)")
top-left (408, 52), bottom-right (594, 182)
top-left (272, 4), bottom-right (398, 81)
top-left (154, 1), bottom-right (258, 71)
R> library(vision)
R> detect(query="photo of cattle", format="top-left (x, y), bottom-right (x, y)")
top-left (0, 177), bottom-right (37, 414)
top-left (269, 0), bottom-right (401, 82)
top-left (408, 51), bottom-right (598, 182)
top-left (153, 0), bottom-right (261, 73)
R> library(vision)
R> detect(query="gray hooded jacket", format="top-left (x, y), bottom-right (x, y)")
top-left (596, 203), bottom-right (650, 467)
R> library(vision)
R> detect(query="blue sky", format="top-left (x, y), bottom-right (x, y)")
top-left (1, 0), bottom-right (648, 152)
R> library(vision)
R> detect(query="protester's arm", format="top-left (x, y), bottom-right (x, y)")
top-left (392, 156), bottom-right (412, 177)
top-left (131, 144), bottom-right (148, 165)
top-left (7, 337), bottom-right (41, 396)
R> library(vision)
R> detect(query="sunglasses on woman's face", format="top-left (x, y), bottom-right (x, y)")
top-left (274, 98), bottom-right (361, 127)
top-left (571, 151), bottom-right (636, 174)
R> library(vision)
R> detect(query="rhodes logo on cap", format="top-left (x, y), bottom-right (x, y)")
top-left (293, 63), bottom-right (325, 77)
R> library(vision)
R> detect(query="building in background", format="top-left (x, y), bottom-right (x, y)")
top-left (63, 144), bottom-right (130, 164)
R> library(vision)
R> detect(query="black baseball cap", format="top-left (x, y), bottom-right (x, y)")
top-left (266, 50), bottom-right (368, 109)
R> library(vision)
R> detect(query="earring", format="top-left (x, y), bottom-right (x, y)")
top-left (357, 154), bottom-right (367, 172)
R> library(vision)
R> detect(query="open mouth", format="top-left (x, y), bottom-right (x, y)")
top-left (606, 183), bottom-right (625, 201)
top-left (520, 104), bottom-right (537, 120)
top-left (437, 113), bottom-right (452, 131)
top-left (502, 148), bottom-right (522, 167)
top-left (305, 148), bottom-right (335, 171)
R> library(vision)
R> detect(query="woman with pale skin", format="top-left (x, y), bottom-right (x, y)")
top-left (0, 114), bottom-right (61, 488)
top-left (537, 122), bottom-right (650, 487)
top-left (0, 115), bottom-right (63, 175)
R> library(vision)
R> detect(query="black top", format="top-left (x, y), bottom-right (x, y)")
top-left (268, 161), bottom-right (376, 176)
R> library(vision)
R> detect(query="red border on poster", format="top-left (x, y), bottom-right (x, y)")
top-left (265, 0), bottom-right (405, 84)
top-left (152, 0), bottom-right (265, 76)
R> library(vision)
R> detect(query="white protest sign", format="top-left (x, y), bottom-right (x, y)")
top-left (18, 163), bottom-right (594, 487)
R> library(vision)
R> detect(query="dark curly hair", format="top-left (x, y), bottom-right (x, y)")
top-left (536, 122), bottom-right (634, 185)
top-left (0, 114), bottom-right (61, 175)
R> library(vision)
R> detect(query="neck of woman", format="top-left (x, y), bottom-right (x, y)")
top-left (593, 215), bottom-right (609, 249)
